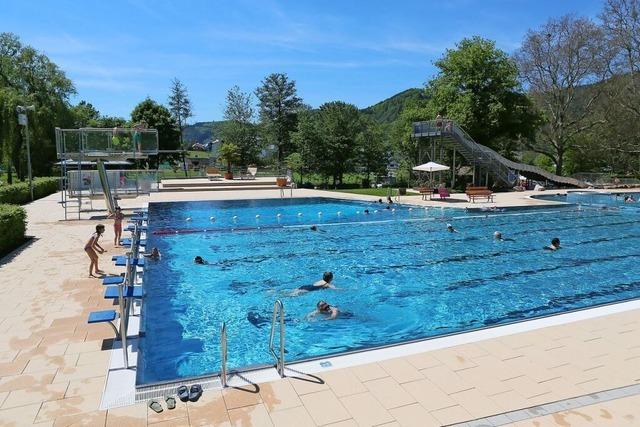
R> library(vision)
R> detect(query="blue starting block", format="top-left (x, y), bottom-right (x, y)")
top-left (104, 286), bottom-right (143, 299)
top-left (120, 238), bottom-right (146, 246)
top-left (126, 224), bottom-right (147, 231)
top-left (112, 256), bottom-right (145, 267)
top-left (87, 310), bottom-right (119, 336)
top-left (102, 275), bottom-right (125, 286)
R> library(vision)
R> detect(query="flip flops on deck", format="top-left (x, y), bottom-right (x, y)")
top-left (148, 400), bottom-right (163, 413)
top-left (165, 396), bottom-right (176, 409)
top-left (177, 385), bottom-right (190, 402)
top-left (189, 384), bottom-right (203, 402)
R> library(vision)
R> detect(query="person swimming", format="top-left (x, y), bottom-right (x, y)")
top-left (307, 300), bottom-right (339, 320)
top-left (194, 255), bottom-right (207, 264)
top-left (144, 247), bottom-right (161, 259)
top-left (447, 223), bottom-right (457, 233)
top-left (493, 231), bottom-right (514, 242)
top-left (310, 225), bottom-right (326, 232)
top-left (291, 272), bottom-right (337, 295)
top-left (624, 195), bottom-right (636, 203)
top-left (378, 199), bottom-right (383, 204)
top-left (364, 209), bottom-right (370, 215)
top-left (544, 237), bottom-right (561, 251)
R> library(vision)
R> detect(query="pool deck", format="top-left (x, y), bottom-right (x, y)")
top-left (0, 188), bottom-right (639, 426)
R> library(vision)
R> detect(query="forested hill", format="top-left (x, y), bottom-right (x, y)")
top-left (360, 88), bottom-right (427, 123)
top-left (182, 121), bottom-right (226, 144)
top-left (182, 88), bottom-right (425, 144)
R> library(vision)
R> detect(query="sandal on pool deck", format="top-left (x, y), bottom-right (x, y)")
top-left (165, 396), bottom-right (176, 410)
top-left (189, 384), bottom-right (203, 402)
top-left (177, 385), bottom-right (189, 402)
top-left (148, 399), bottom-right (163, 413)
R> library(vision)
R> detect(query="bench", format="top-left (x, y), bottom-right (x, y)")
top-left (206, 167), bottom-right (222, 180)
top-left (465, 186), bottom-right (494, 203)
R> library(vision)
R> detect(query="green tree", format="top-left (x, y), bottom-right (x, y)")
top-left (221, 86), bottom-right (259, 166)
top-left (313, 101), bottom-right (363, 186)
top-left (70, 101), bottom-right (100, 127)
top-left (515, 16), bottom-right (611, 175)
top-left (426, 36), bottom-right (540, 154)
top-left (357, 118), bottom-right (389, 186)
top-left (290, 109), bottom-right (321, 182)
top-left (255, 73), bottom-right (302, 163)
top-left (131, 98), bottom-right (180, 167)
top-left (0, 32), bottom-right (75, 181)
top-left (218, 142), bottom-right (240, 174)
top-left (167, 78), bottom-right (193, 148)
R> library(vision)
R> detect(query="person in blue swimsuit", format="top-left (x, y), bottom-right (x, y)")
top-left (290, 272), bottom-right (336, 295)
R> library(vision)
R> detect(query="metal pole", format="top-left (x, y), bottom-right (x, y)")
top-left (25, 121), bottom-right (33, 201)
top-left (220, 322), bottom-right (228, 387)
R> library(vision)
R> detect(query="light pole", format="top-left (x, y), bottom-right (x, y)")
top-left (16, 105), bottom-right (35, 201)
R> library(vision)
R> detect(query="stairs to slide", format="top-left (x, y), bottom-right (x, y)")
top-left (412, 120), bottom-right (587, 188)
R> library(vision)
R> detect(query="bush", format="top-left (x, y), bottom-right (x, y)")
top-left (0, 204), bottom-right (27, 257)
top-left (0, 177), bottom-right (59, 205)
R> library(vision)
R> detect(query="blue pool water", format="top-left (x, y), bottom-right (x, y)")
top-left (137, 197), bottom-right (640, 385)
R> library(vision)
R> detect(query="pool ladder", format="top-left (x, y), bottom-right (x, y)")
top-left (269, 300), bottom-right (286, 377)
top-left (220, 322), bottom-right (228, 387)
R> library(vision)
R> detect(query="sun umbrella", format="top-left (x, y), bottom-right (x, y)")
top-left (412, 162), bottom-right (450, 186)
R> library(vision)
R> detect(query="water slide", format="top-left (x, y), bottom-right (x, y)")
top-left (412, 120), bottom-right (587, 188)
top-left (96, 159), bottom-right (117, 214)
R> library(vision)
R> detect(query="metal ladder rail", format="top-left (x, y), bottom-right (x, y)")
top-left (269, 300), bottom-right (285, 377)
top-left (220, 322), bottom-right (228, 387)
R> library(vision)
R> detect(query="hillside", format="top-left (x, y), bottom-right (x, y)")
top-left (182, 121), bottom-right (226, 145)
top-left (361, 88), bottom-right (427, 123)
top-left (182, 88), bottom-right (424, 144)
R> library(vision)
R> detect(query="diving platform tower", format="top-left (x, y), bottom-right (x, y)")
top-left (55, 127), bottom-right (159, 219)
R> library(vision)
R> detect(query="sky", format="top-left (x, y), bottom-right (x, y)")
top-left (1, 0), bottom-right (604, 122)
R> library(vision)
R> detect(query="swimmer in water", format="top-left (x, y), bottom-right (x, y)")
top-left (387, 196), bottom-right (393, 204)
top-left (364, 209), bottom-right (370, 215)
top-left (307, 300), bottom-right (339, 320)
top-left (310, 225), bottom-right (326, 232)
top-left (291, 272), bottom-right (337, 296)
top-left (144, 247), bottom-right (161, 259)
top-left (447, 223), bottom-right (457, 233)
top-left (378, 199), bottom-right (383, 204)
top-left (544, 237), bottom-right (561, 251)
top-left (493, 231), bottom-right (515, 242)
top-left (194, 255), bottom-right (208, 264)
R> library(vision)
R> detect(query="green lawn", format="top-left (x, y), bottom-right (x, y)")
top-left (328, 188), bottom-right (420, 197)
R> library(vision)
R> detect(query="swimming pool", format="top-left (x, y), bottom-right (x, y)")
top-left (533, 191), bottom-right (640, 207)
top-left (137, 197), bottom-right (640, 385)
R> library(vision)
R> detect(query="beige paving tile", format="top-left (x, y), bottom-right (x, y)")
top-left (323, 420), bottom-right (358, 427)
top-left (488, 389), bottom-right (531, 413)
top-left (52, 409), bottom-right (107, 426)
top-left (0, 350), bottom-right (19, 363)
top-left (378, 358), bottom-right (424, 383)
top-left (478, 338), bottom-right (523, 360)
top-left (322, 368), bottom-right (367, 397)
top-left (76, 350), bottom-right (111, 366)
top-left (449, 388), bottom-right (502, 419)
top-left (259, 379), bottom-right (302, 412)
top-left (364, 376), bottom-right (416, 409)
top-left (52, 363), bottom-right (108, 383)
top-left (388, 403), bottom-right (441, 427)
top-left (286, 374), bottom-right (330, 396)
top-left (340, 392), bottom-right (394, 426)
top-left (502, 375), bottom-right (551, 399)
top-left (404, 352), bottom-right (442, 370)
top-left (0, 390), bottom-right (7, 407)
top-left (148, 418), bottom-right (190, 426)
top-left (268, 405), bottom-right (315, 427)
top-left (227, 403), bottom-right (274, 427)
top-left (147, 398), bottom-right (188, 424)
top-left (0, 368), bottom-right (57, 393)
top-left (35, 393), bottom-right (103, 423)
top-left (65, 340), bottom-right (106, 355)
top-left (2, 382), bottom-right (69, 409)
top-left (222, 385), bottom-right (263, 410)
top-left (401, 379), bottom-right (456, 412)
top-left (472, 354), bottom-right (523, 381)
top-left (299, 389), bottom-right (350, 426)
top-left (419, 365), bottom-right (473, 394)
top-left (65, 376), bottom-right (106, 398)
top-left (0, 401), bottom-right (41, 425)
top-left (106, 402), bottom-right (148, 427)
top-left (428, 404), bottom-right (473, 425)
top-left (432, 348), bottom-right (478, 371)
top-left (186, 390), bottom-right (231, 427)
top-left (456, 366), bottom-right (512, 396)
top-left (503, 356), bottom-right (558, 383)
top-left (350, 362), bottom-right (389, 382)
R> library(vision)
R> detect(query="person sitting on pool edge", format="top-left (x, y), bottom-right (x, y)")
top-left (291, 272), bottom-right (337, 295)
top-left (544, 237), bottom-right (561, 251)
top-left (194, 255), bottom-right (208, 264)
top-left (308, 300), bottom-right (339, 320)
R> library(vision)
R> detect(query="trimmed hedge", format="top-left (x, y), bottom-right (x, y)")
top-left (0, 177), bottom-right (59, 205)
top-left (0, 204), bottom-right (27, 257)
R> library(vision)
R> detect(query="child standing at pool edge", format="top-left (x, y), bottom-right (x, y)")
top-left (85, 224), bottom-right (106, 277)
top-left (108, 206), bottom-right (125, 246)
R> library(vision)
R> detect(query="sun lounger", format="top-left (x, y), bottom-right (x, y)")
top-left (206, 167), bottom-right (222, 180)
top-left (104, 286), bottom-right (143, 300)
top-left (241, 166), bottom-right (258, 180)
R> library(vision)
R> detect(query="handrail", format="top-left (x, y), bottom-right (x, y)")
top-left (268, 300), bottom-right (285, 377)
top-left (220, 322), bottom-right (228, 387)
